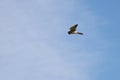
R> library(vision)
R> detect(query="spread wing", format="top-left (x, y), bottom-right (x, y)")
top-left (70, 24), bottom-right (78, 31)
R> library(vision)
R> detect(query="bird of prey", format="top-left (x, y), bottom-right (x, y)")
top-left (68, 24), bottom-right (83, 35)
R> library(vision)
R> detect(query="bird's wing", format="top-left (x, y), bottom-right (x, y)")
top-left (70, 24), bottom-right (78, 31)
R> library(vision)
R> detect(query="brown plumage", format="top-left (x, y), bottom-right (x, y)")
top-left (68, 24), bottom-right (83, 35)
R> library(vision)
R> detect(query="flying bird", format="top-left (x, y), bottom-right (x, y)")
top-left (68, 24), bottom-right (83, 35)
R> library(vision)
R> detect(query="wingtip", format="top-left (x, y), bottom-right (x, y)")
top-left (76, 24), bottom-right (78, 26)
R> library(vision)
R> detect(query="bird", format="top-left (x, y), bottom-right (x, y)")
top-left (68, 24), bottom-right (83, 35)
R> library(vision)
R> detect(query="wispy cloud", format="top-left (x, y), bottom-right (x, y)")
top-left (0, 0), bottom-right (104, 80)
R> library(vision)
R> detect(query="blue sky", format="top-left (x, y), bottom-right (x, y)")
top-left (0, 0), bottom-right (120, 80)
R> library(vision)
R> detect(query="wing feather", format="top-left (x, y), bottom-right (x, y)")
top-left (70, 24), bottom-right (78, 31)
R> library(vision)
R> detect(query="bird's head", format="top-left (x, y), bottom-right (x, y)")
top-left (68, 31), bottom-right (71, 35)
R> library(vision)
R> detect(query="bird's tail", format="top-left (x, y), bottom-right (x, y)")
top-left (77, 32), bottom-right (83, 35)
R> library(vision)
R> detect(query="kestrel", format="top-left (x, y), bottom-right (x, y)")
top-left (68, 24), bottom-right (83, 35)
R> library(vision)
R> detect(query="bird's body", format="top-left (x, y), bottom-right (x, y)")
top-left (68, 24), bottom-right (83, 35)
